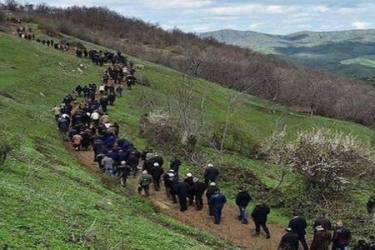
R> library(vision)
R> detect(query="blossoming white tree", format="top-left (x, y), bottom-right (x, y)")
top-left (263, 127), bottom-right (373, 199)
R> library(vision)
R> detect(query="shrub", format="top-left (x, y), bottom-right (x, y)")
top-left (0, 9), bottom-right (6, 24)
top-left (262, 127), bottom-right (374, 201)
top-left (292, 128), bottom-right (372, 196)
top-left (38, 21), bottom-right (60, 37)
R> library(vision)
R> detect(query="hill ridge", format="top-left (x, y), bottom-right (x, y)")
top-left (199, 29), bottom-right (375, 79)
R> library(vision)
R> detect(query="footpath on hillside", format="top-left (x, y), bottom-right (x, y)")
top-left (8, 18), bottom-right (291, 249)
top-left (72, 143), bottom-right (287, 250)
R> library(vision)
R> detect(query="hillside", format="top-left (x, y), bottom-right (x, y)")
top-left (0, 32), bottom-right (242, 250)
top-left (199, 29), bottom-right (375, 79)
top-left (1, 14), bottom-right (375, 249)
top-left (5, 5), bottom-right (375, 128)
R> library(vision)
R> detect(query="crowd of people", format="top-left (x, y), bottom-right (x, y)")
top-left (53, 68), bottom-right (375, 250)
top-left (39, 24), bottom-right (375, 250)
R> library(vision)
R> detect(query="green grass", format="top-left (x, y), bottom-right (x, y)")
top-left (1, 28), bottom-right (374, 248)
top-left (341, 56), bottom-right (375, 68)
top-left (0, 32), bottom-right (239, 250)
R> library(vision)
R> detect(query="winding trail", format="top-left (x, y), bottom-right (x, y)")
top-left (72, 147), bottom-right (287, 250)
top-left (7, 20), bottom-right (298, 249)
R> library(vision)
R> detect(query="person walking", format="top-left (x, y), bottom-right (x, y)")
top-left (115, 161), bottom-right (131, 187)
top-left (191, 177), bottom-right (206, 210)
top-left (251, 200), bottom-right (271, 239)
top-left (206, 182), bottom-right (220, 216)
top-left (310, 225), bottom-right (331, 250)
top-left (138, 170), bottom-right (152, 197)
top-left (170, 156), bottom-right (181, 178)
top-left (101, 154), bottom-right (115, 176)
top-left (176, 178), bottom-right (190, 212)
top-left (314, 213), bottom-right (332, 232)
top-left (150, 162), bottom-right (164, 191)
top-left (204, 163), bottom-right (219, 188)
top-left (332, 220), bottom-right (351, 250)
top-left (184, 173), bottom-right (195, 206)
top-left (209, 190), bottom-right (227, 224)
top-left (235, 186), bottom-right (252, 224)
top-left (288, 212), bottom-right (309, 250)
top-left (278, 228), bottom-right (300, 250)
top-left (51, 104), bottom-right (61, 122)
top-left (163, 169), bottom-right (178, 203)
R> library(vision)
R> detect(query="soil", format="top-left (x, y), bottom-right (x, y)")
top-left (73, 149), bottom-right (287, 250)
top-left (62, 78), bottom-right (287, 250)
top-left (10, 21), bottom-right (299, 249)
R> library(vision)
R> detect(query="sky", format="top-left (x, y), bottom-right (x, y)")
top-left (18, 0), bottom-right (375, 35)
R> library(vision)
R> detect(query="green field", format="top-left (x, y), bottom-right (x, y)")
top-left (1, 30), bottom-right (374, 248)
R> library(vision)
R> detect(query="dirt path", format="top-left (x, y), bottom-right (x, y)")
top-left (54, 54), bottom-right (287, 249)
top-left (72, 147), bottom-right (287, 250)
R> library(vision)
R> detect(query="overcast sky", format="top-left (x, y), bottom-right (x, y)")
top-left (19, 0), bottom-right (375, 35)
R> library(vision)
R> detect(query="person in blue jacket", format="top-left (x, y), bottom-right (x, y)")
top-left (209, 190), bottom-right (227, 224)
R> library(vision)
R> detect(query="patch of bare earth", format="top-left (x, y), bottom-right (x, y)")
top-left (72, 147), bottom-right (287, 249)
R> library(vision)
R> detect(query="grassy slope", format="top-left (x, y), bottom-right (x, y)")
top-left (0, 32), bottom-right (237, 250)
top-left (1, 29), bottom-right (374, 248)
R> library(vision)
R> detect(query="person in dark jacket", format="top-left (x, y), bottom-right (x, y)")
top-left (204, 163), bottom-right (219, 188)
top-left (107, 93), bottom-right (116, 106)
top-left (370, 236), bottom-right (375, 250)
top-left (352, 240), bottom-right (369, 250)
top-left (191, 177), bottom-right (206, 210)
top-left (251, 200), bottom-right (271, 239)
top-left (332, 220), bottom-right (351, 250)
top-left (142, 158), bottom-right (154, 174)
top-left (115, 161), bottom-right (131, 187)
top-left (163, 170), bottom-right (175, 198)
top-left (126, 151), bottom-right (139, 177)
top-left (170, 156), bottom-right (181, 177)
top-left (184, 173), bottom-right (195, 205)
top-left (163, 169), bottom-right (178, 203)
top-left (278, 228), bottom-right (300, 250)
top-left (206, 182), bottom-right (220, 216)
top-left (314, 213), bottom-right (332, 232)
top-left (235, 186), bottom-right (252, 224)
top-left (150, 154), bottom-right (164, 167)
top-left (288, 212), bottom-right (308, 250)
top-left (176, 178), bottom-right (190, 212)
top-left (310, 225), bottom-right (331, 250)
top-left (150, 162), bottom-right (164, 191)
top-left (209, 190), bottom-right (227, 224)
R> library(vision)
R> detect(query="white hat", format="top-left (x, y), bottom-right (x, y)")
top-left (209, 182), bottom-right (216, 186)
top-left (142, 170), bottom-right (148, 174)
top-left (121, 161), bottom-right (126, 165)
top-left (207, 163), bottom-right (213, 167)
top-left (186, 173), bottom-right (192, 177)
top-left (153, 162), bottom-right (159, 167)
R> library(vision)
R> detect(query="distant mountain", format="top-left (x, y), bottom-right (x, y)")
top-left (199, 29), bottom-right (375, 79)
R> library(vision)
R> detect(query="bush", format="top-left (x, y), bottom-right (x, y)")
top-left (38, 21), bottom-right (60, 36)
top-left (262, 127), bottom-right (374, 201)
top-left (0, 9), bottom-right (6, 24)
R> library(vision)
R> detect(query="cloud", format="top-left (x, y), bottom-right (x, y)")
top-left (264, 5), bottom-right (286, 14)
top-left (18, 0), bottom-right (375, 35)
top-left (204, 4), bottom-right (258, 15)
top-left (139, 0), bottom-right (212, 9)
top-left (312, 5), bottom-right (330, 12)
top-left (352, 21), bottom-right (373, 29)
